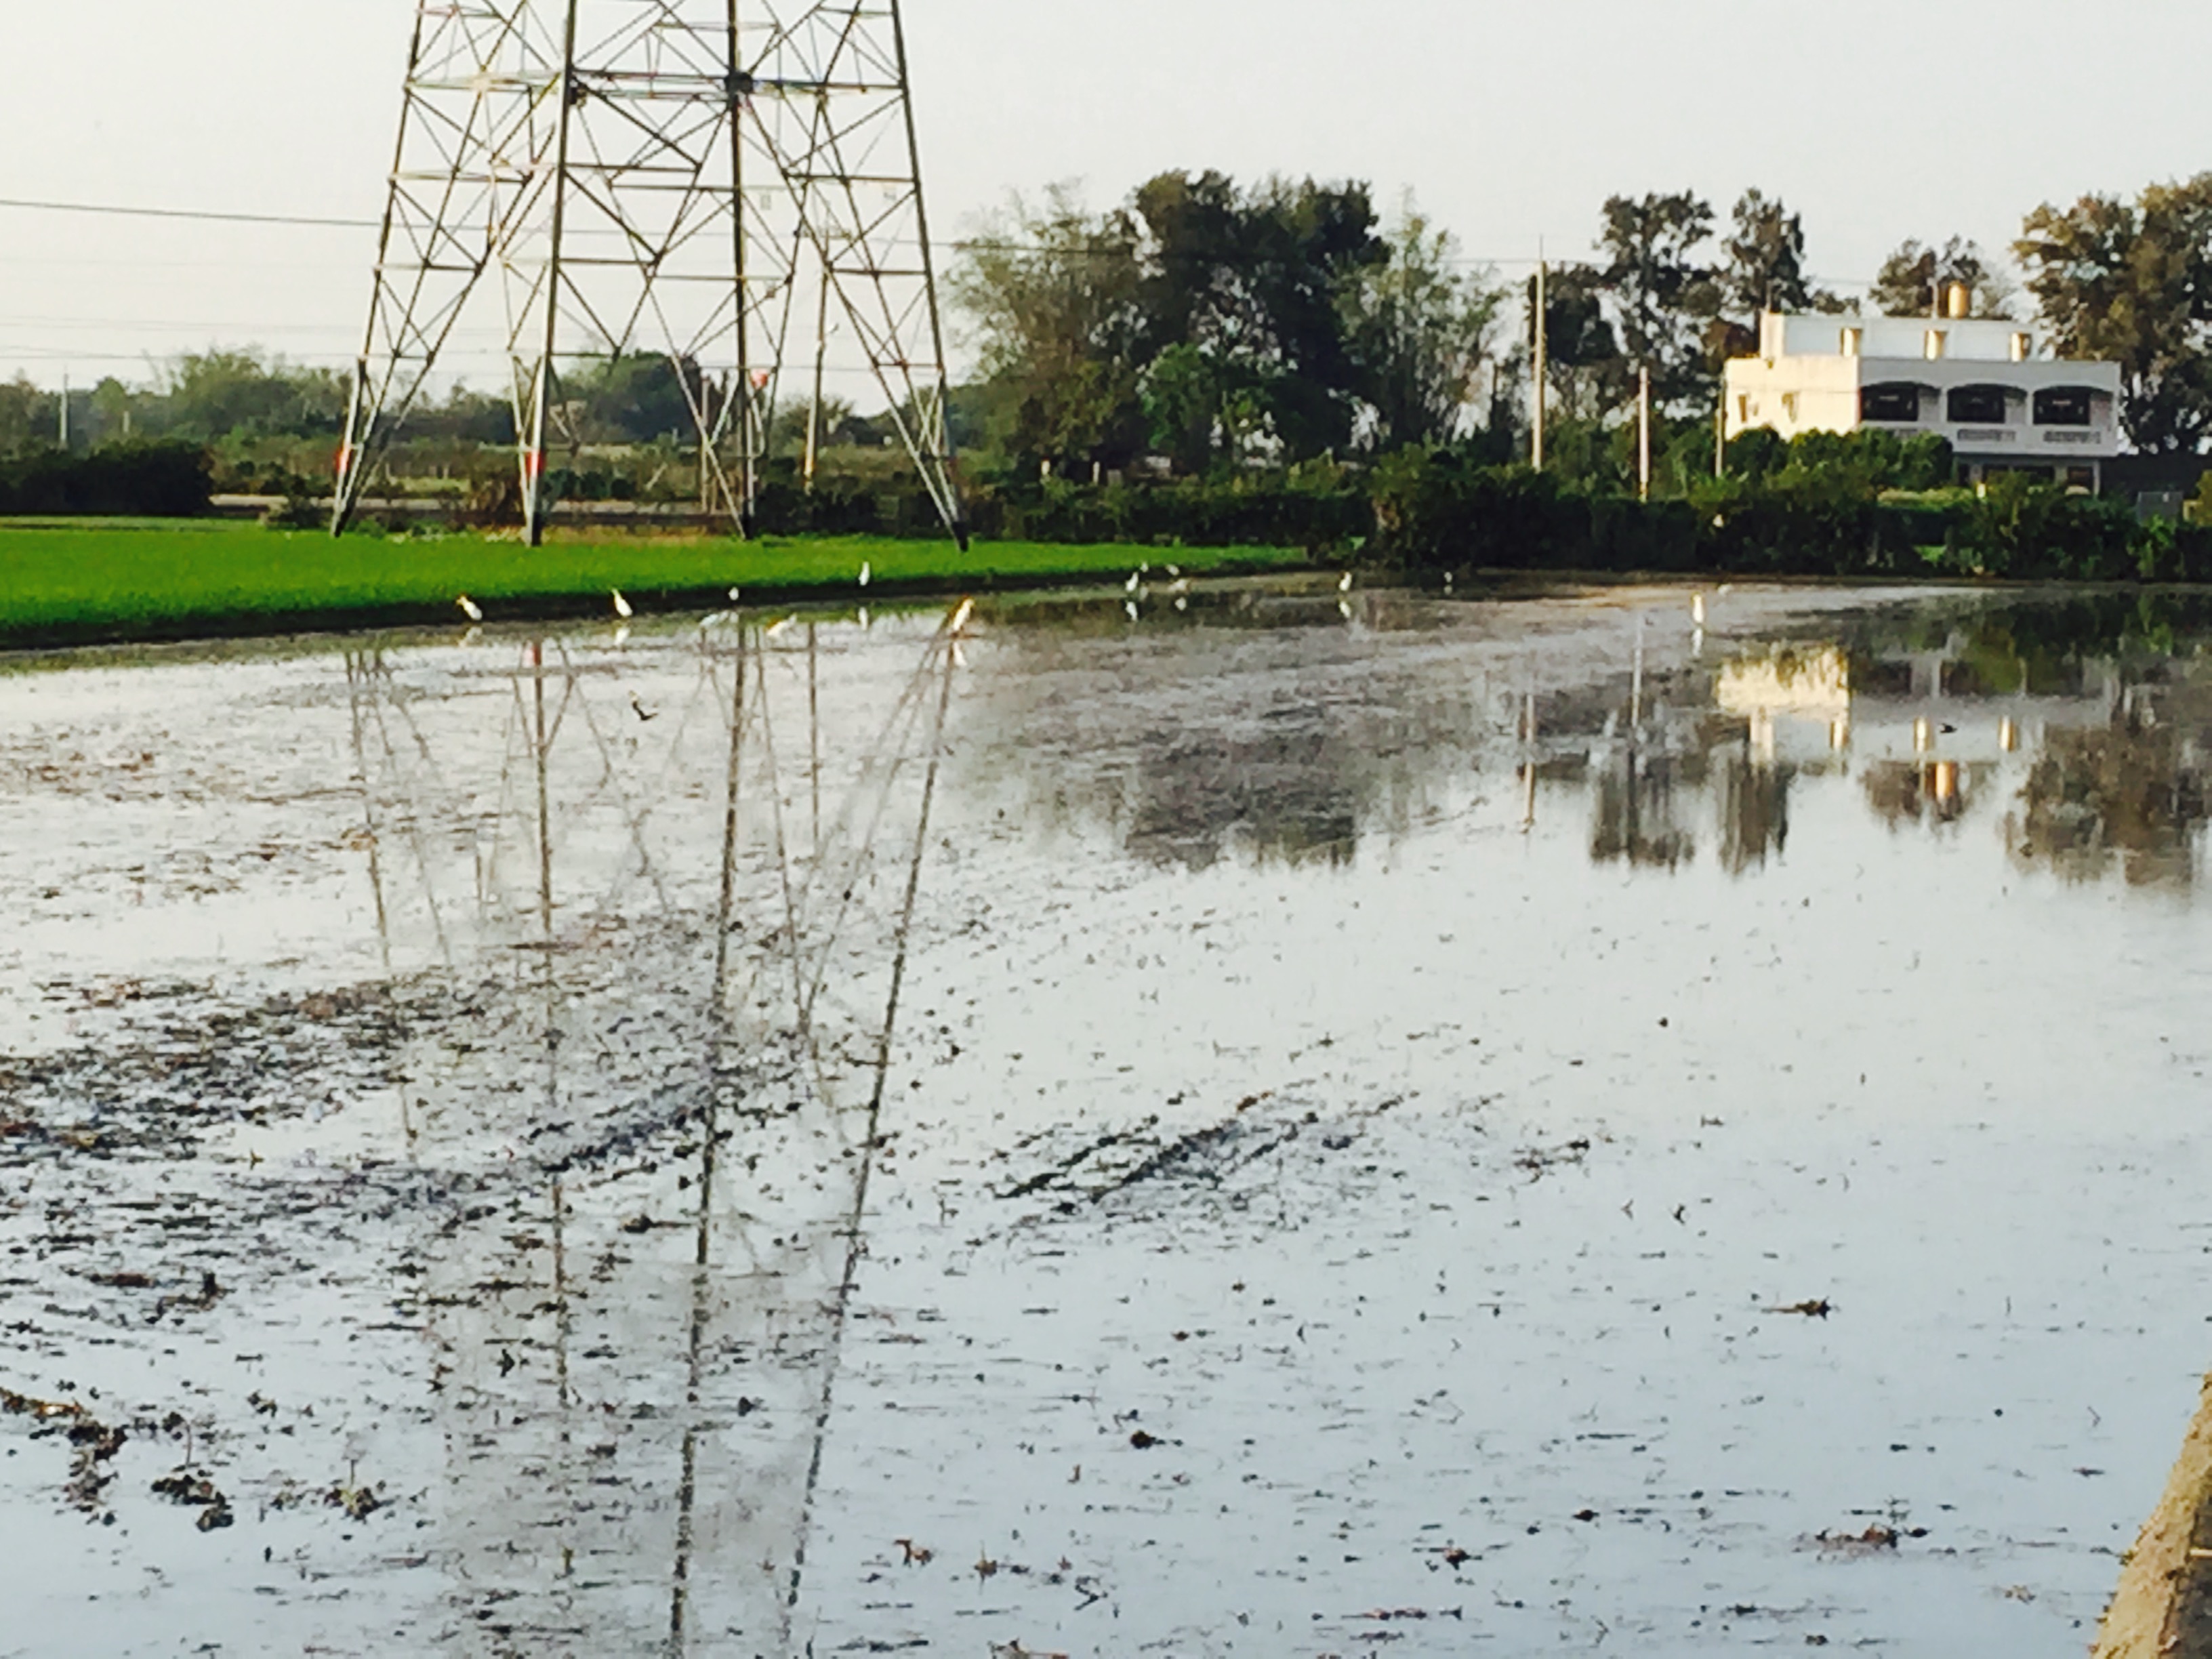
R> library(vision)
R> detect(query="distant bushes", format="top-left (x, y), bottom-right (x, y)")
top-left (0, 442), bottom-right (213, 518)
top-left (1367, 429), bottom-right (2212, 585)
top-left (756, 443), bottom-right (2212, 581)
top-left (977, 469), bottom-right (1369, 550)
top-left (740, 464), bottom-right (1368, 551)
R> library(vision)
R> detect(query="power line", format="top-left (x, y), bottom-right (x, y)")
top-left (0, 190), bottom-right (1562, 268)
top-left (0, 196), bottom-right (377, 231)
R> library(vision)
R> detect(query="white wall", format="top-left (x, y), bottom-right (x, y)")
top-left (1774, 314), bottom-right (2039, 363)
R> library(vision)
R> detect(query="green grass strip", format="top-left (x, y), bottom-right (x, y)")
top-left (0, 520), bottom-right (1305, 644)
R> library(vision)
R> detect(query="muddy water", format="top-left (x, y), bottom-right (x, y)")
top-left (1, 581), bottom-right (2209, 1657)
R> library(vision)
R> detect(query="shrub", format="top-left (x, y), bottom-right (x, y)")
top-left (0, 442), bottom-right (214, 517)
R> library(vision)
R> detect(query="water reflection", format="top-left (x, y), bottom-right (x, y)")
top-left (332, 617), bottom-right (966, 1651)
top-left (977, 585), bottom-right (2212, 891)
top-left (2011, 712), bottom-right (2211, 886)
top-left (1591, 750), bottom-right (1699, 869)
top-left (5, 581), bottom-right (2211, 1653)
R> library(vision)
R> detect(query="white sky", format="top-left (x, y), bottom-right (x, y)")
top-left (0, 0), bottom-right (2204, 387)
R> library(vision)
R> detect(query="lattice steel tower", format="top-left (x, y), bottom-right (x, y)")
top-left (333, 2), bottom-right (968, 545)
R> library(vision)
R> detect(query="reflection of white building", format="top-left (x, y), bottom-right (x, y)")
top-left (1724, 309), bottom-right (2123, 489)
top-left (1717, 646), bottom-right (1853, 760)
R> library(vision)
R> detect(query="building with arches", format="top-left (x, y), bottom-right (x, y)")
top-left (1724, 309), bottom-right (2123, 490)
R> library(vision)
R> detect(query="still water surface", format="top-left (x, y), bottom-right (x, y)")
top-left (0, 580), bottom-right (2208, 1656)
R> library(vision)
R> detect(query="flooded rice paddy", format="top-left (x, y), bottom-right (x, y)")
top-left (2, 578), bottom-right (2210, 1657)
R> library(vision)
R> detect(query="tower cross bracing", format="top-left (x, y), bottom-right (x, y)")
top-left (333, 1), bottom-right (968, 545)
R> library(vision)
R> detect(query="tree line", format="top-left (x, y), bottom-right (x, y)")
top-left (1, 167), bottom-right (2210, 516)
top-left (951, 169), bottom-right (2212, 474)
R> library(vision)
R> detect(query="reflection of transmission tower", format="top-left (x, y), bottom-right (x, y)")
top-left (332, 2), bottom-right (969, 546)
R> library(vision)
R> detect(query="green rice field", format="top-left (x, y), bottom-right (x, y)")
top-left (0, 519), bottom-right (1307, 646)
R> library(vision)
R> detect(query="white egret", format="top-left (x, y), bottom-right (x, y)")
top-left (457, 595), bottom-right (485, 623)
top-left (859, 562), bottom-right (872, 589)
top-left (612, 590), bottom-right (634, 620)
top-left (1339, 571), bottom-right (1354, 594)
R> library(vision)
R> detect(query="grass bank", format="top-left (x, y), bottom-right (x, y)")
top-left (0, 520), bottom-right (1309, 649)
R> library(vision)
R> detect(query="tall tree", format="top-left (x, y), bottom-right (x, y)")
top-left (1870, 237), bottom-right (2016, 319)
top-left (1132, 170), bottom-right (1385, 468)
top-left (1598, 191), bottom-right (1719, 407)
top-left (1342, 201), bottom-right (1508, 450)
top-left (0, 377), bottom-right (52, 455)
top-left (1530, 263), bottom-right (1628, 423)
top-left (948, 185), bottom-right (1148, 470)
top-left (2016, 175), bottom-right (2212, 453)
top-left (1720, 190), bottom-right (1835, 319)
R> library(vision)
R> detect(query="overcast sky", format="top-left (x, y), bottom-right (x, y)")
top-left (0, 0), bottom-right (2204, 386)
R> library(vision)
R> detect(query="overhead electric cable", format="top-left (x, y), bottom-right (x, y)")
top-left (0, 196), bottom-right (378, 230)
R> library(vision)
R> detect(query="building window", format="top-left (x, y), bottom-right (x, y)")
top-left (1946, 386), bottom-right (2009, 425)
top-left (1862, 384), bottom-right (1921, 424)
top-left (1736, 394), bottom-right (1750, 426)
top-left (2034, 387), bottom-right (2095, 428)
top-left (1925, 330), bottom-right (1948, 361)
top-left (1782, 392), bottom-right (1799, 422)
top-left (1841, 327), bottom-right (1862, 358)
top-left (2011, 333), bottom-right (2032, 363)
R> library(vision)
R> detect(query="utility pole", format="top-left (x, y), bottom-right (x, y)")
top-left (1637, 365), bottom-right (1652, 502)
top-left (58, 370), bottom-right (69, 451)
top-left (1532, 246), bottom-right (1548, 471)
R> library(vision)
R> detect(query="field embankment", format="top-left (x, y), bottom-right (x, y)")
top-left (2096, 1376), bottom-right (2212, 1659)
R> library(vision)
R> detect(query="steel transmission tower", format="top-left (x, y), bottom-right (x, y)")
top-left (333, 1), bottom-right (968, 546)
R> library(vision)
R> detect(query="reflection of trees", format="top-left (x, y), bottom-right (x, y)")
top-left (973, 600), bottom-right (1489, 872)
top-left (1863, 760), bottom-right (1974, 829)
top-left (1591, 751), bottom-right (1696, 869)
top-left (2009, 714), bottom-right (2209, 886)
top-left (1717, 755), bottom-right (1793, 874)
top-left (1126, 726), bottom-right (1359, 869)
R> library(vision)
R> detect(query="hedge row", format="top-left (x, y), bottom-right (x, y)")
top-left (0, 443), bottom-right (215, 518)
top-left (1366, 448), bottom-right (2211, 583)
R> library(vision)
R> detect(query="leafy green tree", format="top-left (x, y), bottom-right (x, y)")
top-left (1132, 170), bottom-right (1385, 467)
top-left (0, 377), bottom-right (52, 455)
top-left (949, 185), bottom-right (1148, 472)
top-left (1341, 201), bottom-right (1507, 450)
top-left (1530, 262), bottom-right (1627, 422)
top-left (1720, 190), bottom-right (1836, 319)
top-left (2016, 176), bottom-right (2212, 453)
top-left (1870, 237), bottom-right (2016, 319)
top-left (1140, 342), bottom-right (1223, 475)
top-left (1598, 191), bottom-right (1720, 408)
top-left (155, 351), bottom-right (349, 440)
top-left (407, 384), bottom-right (516, 445)
top-left (562, 354), bottom-right (703, 445)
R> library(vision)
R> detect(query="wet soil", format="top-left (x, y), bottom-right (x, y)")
top-left (3, 580), bottom-right (2211, 1655)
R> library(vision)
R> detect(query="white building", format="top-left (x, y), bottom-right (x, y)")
top-left (1724, 308), bottom-right (2123, 489)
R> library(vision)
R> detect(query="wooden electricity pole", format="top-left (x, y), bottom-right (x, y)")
top-left (1532, 248), bottom-right (1548, 471)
